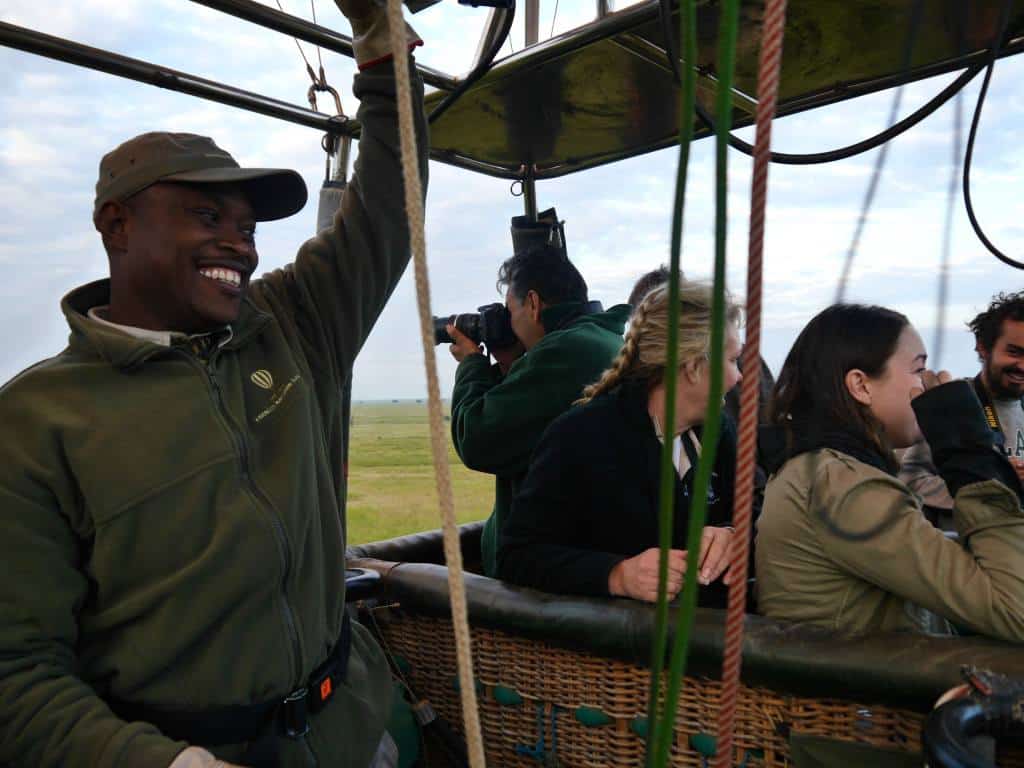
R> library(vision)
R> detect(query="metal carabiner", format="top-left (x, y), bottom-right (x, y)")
top-left (307, 66), bottom-right (345, 118)
top-left (307, 65), bottom-right (351, 186)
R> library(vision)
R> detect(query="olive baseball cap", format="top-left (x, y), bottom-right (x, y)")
top-left (94, 132), bottom-right (308, 221)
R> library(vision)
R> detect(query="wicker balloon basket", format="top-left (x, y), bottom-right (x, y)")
top-left (369, 609), bottom-right (1024, 768)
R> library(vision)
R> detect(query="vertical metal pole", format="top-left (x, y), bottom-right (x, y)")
top-left (522, 167), bottom-right (538, 220)
top-left (597, 0), bottom-right (614, 18)
top-left (524, 0), bottom-right (540, 46)
top-left (517, 0), bottom-right (539, 220)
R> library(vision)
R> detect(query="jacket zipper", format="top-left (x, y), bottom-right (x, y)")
top-left (185, 350), bottom-right (304, 688)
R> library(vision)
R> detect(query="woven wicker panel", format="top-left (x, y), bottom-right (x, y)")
top-left (372, 609), bottom-right (1024, 768)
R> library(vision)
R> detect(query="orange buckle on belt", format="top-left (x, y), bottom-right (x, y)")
top-left (319, 677), bottom-right (333, 702)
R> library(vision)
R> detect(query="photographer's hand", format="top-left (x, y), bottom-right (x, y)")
top-left (447, 324), bottom-right (483, 363)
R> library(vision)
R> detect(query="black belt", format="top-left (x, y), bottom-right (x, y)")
top-left (109, 613), bottom-right (352, 755)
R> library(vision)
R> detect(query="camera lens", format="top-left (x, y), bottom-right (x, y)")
top-left (433, 315), bottom-right (455, 345)
top-left (458, 314), bottom-right (482, 345)
top-left (433, 313), bottom-right (484, 346)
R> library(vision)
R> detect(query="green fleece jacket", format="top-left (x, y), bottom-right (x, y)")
top-left (0, 60), bottom-right (426, 768)
top-left (451, 302), bottom-right (630, 576)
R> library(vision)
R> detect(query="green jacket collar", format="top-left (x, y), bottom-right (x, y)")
top-left (62, 278), bottom-right (271, 369)
top-left (540, 301), bottom-right (630, 335)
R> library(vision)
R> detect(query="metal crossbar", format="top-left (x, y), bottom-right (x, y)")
top-left (0, 20), bottom-right (357, 136)
top-left (188, 0), bottom-right (455, 90)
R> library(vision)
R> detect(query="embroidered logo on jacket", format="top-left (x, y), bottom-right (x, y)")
top-left (251, 370), bottom-right (274, 390)
top-left (253, 371), bottom-right (302, 423)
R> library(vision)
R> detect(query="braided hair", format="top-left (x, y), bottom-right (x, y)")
top-left (577, 280), bottom-right (741, 404)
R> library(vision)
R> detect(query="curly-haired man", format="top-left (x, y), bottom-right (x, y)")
top-left (969, 291), bottom-right (1024, 468)
top-left (901, 291), bottom-right (1024, 515)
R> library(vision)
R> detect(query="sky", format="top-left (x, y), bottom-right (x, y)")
top-left (2, 1), bottom-right (1023, 400)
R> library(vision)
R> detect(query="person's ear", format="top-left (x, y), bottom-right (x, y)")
top-left (845, 369), bottom-right (872, 406)
top-left (976, 341), bottom-right (990, 363)
top-left (527, 290), bottom-right (543, 322)
top-left (682, 359), bottom-right (703, 385)
top-left (94, 200), bottom-right (131, 255)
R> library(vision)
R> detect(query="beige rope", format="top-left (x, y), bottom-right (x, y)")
top-left (385, 2), bottom-right (486, 766)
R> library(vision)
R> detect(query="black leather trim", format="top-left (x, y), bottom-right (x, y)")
top-left (349, 554), bottom-right (1024, 714)
top-left (346, 521), bottom-right (484, 570)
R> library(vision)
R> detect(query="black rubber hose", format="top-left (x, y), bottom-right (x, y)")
top-left (698, 65), bottom-right (982, 165)
top-left (429, 1), bottom-right (515, 124)
top-left (658, 0), bottom-right (983, 165)
top-left (924, 699), bottom-right (995, 768)
top-left (961, 0), bottom-right (1022, 269)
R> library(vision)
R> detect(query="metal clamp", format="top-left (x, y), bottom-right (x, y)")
top-left (281, 687), bottom-right (310, 739)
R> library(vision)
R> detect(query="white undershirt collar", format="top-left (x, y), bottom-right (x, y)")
top-left (87, 305), bottom-right (232, 349)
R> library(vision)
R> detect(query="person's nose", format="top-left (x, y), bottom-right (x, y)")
top-left (218, 228), bottom-right (257, 267)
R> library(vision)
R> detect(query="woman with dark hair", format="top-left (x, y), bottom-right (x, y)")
top-left (497, 281), bottom-right (741, 605)
top-left (756, 304), bottom-right (1024, 642)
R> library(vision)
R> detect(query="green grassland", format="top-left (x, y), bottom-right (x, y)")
top-left (345, 400), bottom-right (493, 545)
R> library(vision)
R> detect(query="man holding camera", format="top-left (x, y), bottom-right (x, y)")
top-left (448, 243), bottom-right (630, 577)
top-left (0, 2), bottom-right (424, 767)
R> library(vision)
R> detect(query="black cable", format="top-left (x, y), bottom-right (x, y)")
top-left (961, 0), bottom-right (1022, 270)
top-left (659, 0), bottom-right (983, 166)
top-left (835, 0), bottom-right (926, 302)
top-left (429, 2), bottom-right (515, 124)
top-left (699, 65), bottom-right (981, 165)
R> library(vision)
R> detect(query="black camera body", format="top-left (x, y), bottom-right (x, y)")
top-left (433, 303), bottom-right (518, 349)
top-left (435, 208), bottom-right (566, 350)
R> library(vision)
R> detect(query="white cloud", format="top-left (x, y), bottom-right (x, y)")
top-left (0, 128), bottom-right (59, 170)
top-left (2, 4), bottom-right (1024, 397)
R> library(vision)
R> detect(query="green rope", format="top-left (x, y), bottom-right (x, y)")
top-left (648, 0), bottom-right (741, 765)
top-left (645, 0), bottom-right (698, 763)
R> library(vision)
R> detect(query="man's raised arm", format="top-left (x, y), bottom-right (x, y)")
top-left (253, 0), bottom-right (428, 382)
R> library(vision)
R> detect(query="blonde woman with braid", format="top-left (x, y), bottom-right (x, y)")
top-left (497, 282), bottom-right (743, 604)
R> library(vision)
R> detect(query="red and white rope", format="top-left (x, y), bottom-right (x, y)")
top-left (713, 1), bottom-right (788, 765)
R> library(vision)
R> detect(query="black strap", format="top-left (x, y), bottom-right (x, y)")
top-left (108, 613), bottom-right (352, 749)
top-left (108, 693), bottom-right (277, 748)
top-left (972, 374), bottom-right (1006, 443)
top-left (307, 612), bottom-right (353, 714)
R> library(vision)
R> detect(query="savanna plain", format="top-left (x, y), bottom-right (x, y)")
top-left (346, 400), bottom-right (491, 545)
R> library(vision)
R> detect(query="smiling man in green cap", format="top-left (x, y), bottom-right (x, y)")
top-left (0, 2), bottom-right (425, 767)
